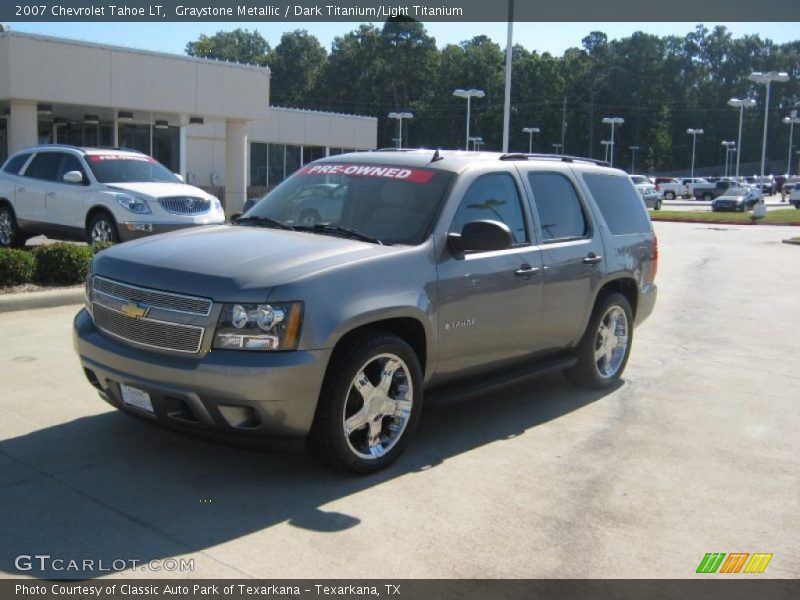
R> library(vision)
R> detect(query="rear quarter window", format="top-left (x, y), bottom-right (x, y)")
top-left (582, 173), bottom-right (651, 235)
top-left (3, 153), bottom-right (31, 175)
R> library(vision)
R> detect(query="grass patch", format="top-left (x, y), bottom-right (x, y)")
top-left (652, 209), bottom-right (800, 225)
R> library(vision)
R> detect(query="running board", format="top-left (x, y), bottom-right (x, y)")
top-left (425, 354), bottom-right (577, 405)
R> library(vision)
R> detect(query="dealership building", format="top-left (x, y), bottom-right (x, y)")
top-left (0, 30), bottom-right (378, 214)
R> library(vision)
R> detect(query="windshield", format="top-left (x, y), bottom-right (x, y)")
top-left (86, 154), bottom-right (180, 184)
top-left (243, 162), bottom-right (454, 245)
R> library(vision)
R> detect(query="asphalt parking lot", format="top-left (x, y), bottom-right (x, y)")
top-left (1, 221), bottom-right (798, 580)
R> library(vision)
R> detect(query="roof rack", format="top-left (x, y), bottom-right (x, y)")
top-left (499, 153), bottom-right (610, 167)
top-left (374, 147), bottom-right (416, 152)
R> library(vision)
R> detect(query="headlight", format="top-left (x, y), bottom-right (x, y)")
top-left (115, 193), bottom-right (151, 214)
top-left (213, 301), bottom-right (303, 351)
top-left (211, 196), bottom-right (224, 212)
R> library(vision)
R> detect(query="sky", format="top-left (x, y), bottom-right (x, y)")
top-left (10, 22), bottom-right (800, 56)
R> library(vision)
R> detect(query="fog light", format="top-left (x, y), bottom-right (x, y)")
top-left (125, 223), bottom-right (153, 232)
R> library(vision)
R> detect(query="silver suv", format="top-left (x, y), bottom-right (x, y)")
top-left (74, 150), bottom-right (658, 473)
top-left (0, 145), bottom-right (225, 247)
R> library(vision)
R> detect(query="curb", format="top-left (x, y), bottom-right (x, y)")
top-left (0, 287), bottom-right (84, 313)
top-left (652, 217), bottom-right (800, 227)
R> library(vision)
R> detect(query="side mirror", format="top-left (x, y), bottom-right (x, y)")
top-left (174, 173), bottom-right (185, 183)
top-left (447, 220), bottom-right (513, 254)
top-left (62, 170), bottom-right (84, 184)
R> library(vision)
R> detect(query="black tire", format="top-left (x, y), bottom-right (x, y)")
top-left (565, 292), bottom-right (634, 390)
top-left (665, 191), bottom-right (675, 200)
top-left (87, 211), bottom-right (119, 244)
top-left (298, 209), bottom-right (321, 226)
top-left (0, 204), bottom-right (27, 248)
top-left (654, 200), bottom-right (662, 211)
top-left (307, 331), bottom-right (423, 473)
top-left (702, 193), bottom-right (712, 201)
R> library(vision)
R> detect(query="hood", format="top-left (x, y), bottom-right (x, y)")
top-left (106, 182), bottom-right (213, 199)
top-left (92, 225), bottom-right (397, 302)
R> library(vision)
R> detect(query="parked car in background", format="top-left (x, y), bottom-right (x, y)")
top-left (694, 180), bottom-right (737, 201)
top-left (679, 177), bottom-right (713, 199)
top-left (653, 177), bottom-right (685, 200)
top-left (640, 186), bottom-right (663, 210)
top-left (746, 175), bottom-right (777, 195)
top-left (789, 184), bottom-right (800, 208)
top-left (711, 187), bottom-right (758, 212)
top-left (74, 150), bottom-right (658, 472)
top-left (0, 145), bottom-right (225, 248)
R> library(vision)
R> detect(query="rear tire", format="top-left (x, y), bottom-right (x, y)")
top-left (87, 211), bottom-right (119, 244)
top-left (307, 331), bottom-right (423, 473)
top-left (665, 191), bottom-right (675, 200)
top-left (565, 292), bottom-right (633, 390)
top-left (0, 204), bottom-right (26, 248)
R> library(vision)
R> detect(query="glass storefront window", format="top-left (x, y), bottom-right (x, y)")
top-left (153, 125), bottom-right (179, 172)
top-left (285, 145), bottom-right (301, 177)
top-left (250, 142), bottom-right (268, 186)
top-left (268, 143), bottom-right (285, 186)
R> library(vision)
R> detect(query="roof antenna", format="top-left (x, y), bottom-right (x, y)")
top-left (431, 148), bottom-right (444, 163)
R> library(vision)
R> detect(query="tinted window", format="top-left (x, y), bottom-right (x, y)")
top-left (528, 172), bottom-right (588, 242)
top-left (56, 154), bottom-right (87, 183)
top-left (583, 173), bottom-right (651, 235)
top-left (450, 173), bottom-right (528, 244)
top-left (3, 153), bottom-right (31, 175)
top-left (25, 153), bottom-right (64, 181)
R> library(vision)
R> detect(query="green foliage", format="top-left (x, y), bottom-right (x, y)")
top-left (32, 243), bottom-right (95, 285)
top-left (0, 248), bottom-right (36, 287)
top-left (185, 28), bottom-right (271, 65)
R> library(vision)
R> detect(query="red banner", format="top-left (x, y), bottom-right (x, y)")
top-left (298, 163), bottom-right (435, 184)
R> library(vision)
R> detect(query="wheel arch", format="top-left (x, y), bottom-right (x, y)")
top-left (85, 205), bottom-right (118, 232)
top-left (595, 276), bottom-right (639, 318)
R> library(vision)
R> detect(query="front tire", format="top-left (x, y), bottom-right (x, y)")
top-left (565, 293), bottom-right (633, 389)
top-left (0, 204), bottom-right (26, 248)
top-left (307, 331), bottom-right (423, 473)
top-left (654, 199), bottom-right (662, 211)
top-left (87, 212), bottom-right (119, 244)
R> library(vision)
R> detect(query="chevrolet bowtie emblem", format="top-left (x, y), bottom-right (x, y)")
top-left (120, 303), bottom-right (150, 319)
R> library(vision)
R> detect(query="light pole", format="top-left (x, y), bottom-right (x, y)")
top-left (727, 97), bottom-right (757, 179)
top-left (721, 141), bottom-right (735, 177)
top-left (552, 143), bottom-right (563, 155)
top-left (453, 88), bottom-right (485, 151)
top-left (749, 71), bottom-right (790, 184)
top-left (600, 140), bottom-right (612, 163)
top-left (687, 128), bottom-right (704, 180)
top-left (522, 127), bottom-right (540, 153)
top-left (629, 145), bottom-right (639, 173)
top-left (782, 111), bottom-right (800, 175)
top-left (601, 117), bottom-right (624, 167)
top-left (387, 112), bottom-right (413, 149)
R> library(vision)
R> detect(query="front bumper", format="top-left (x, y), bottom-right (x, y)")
top-left (118, 221), bottom-right (224, 242)
top-left (73, 309), bottom-right (330, 445)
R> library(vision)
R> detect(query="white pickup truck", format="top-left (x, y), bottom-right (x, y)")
top-left (0, 145), bottom-right (225, 248)
top-left (652, 177), bottom-right (686, 200)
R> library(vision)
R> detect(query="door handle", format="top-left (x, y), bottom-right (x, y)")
top-left (583, 253), bottom-right (603, 265)
top-left (17, 187), bottom-right (25, 193)
top-left (47, 192), bottom-right (56, 197)
top-left (515, 264), bottom-right (540, 277)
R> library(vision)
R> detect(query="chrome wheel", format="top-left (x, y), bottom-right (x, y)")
top-left (0, 210), bottom-right (13, 246)
top-left (342, 353), bottom-right (413, 460)
top-left (91, 218), bottom-right (114, 243)
top-left (594, 306), bottom-right (629, 378)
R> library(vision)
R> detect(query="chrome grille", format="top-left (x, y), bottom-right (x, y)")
top-left (93, 276), bottom-right (212, 316)
top-left (92, 303), bottom-right (204, 354)
top-left (158, 196), bottom-right (211, 215)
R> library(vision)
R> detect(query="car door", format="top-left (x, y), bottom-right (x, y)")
top-left (436, 171), bottom-right (544, 378)
top-left (15, 152), bottom-right (58, 224)
top-left (523, 169), bottom-right (604, 351)
top-left (45, 153), bottom-right (92, 230)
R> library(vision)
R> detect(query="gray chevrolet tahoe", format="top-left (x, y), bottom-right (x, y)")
top-left (73, 150), bottom-right (657, 473)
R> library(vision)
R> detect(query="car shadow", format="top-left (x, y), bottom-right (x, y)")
top-left (0, 373), bottom-right (619, 578)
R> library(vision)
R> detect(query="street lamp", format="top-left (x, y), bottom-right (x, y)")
top-left (687, 128), bottom-right (704, 180)
top-left (749, 71), bottom-right (790, 184)
top-left (522, 126), bottom-right (540, 153)
top-left (601, 117), bottom-right (624, 167)
top-left (721, 141), bottom-right (735, 177)
top-left (552, 143), bottom-right (563, 155)
top-left (387, 111), bottom-right (413, 149)
top-left (453, 88), bottom-right (485, 151)
top-left (600, 140), bottom-right (612, 163)
top-left (782, 111), bottom-right (800, 175)
top-left (727, 97), bottom-right (757, 178)
top-left (629, 145), bottom-right (639, 173)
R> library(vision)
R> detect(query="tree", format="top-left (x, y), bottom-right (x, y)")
top-left (185, 28), bottom-right (270, 66)
top-left (269, 30), bottom-right (328, 107)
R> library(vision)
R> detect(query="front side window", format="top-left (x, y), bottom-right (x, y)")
top-left (25, 152), bottom-right (64, 181)
top-left (528, 172), bottom-right (588, 242)
top-left (85, 154), bottom-right (179, 184)
top-left (245, 162), bottom-right (454, 245)
top-left (56, 154), bottom-right (88, 184)
top-left (450, 172), bottom-right (528, 245)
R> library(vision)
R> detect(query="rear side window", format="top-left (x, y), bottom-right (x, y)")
top-left (25, 153), bottom-right (64, 181)
top-left (527, 172), bottom-right (588, 242)
top-left (450, 172), bottom-right (529, 245)
top-left (3, 153), bottom-right (31, 175)
top-left (583, 173), bottom-right (651, 235)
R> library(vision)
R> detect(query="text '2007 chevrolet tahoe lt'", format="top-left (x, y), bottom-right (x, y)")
top-left (74, 150), bottom-right (658, 473)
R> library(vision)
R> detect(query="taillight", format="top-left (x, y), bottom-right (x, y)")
top-left (651, 234), bottom-right (659, 281)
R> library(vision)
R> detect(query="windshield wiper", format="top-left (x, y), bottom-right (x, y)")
top-left (296, 223), bottom-right (384, 245)
top-left (232, 215), bottom-right (295, 231)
